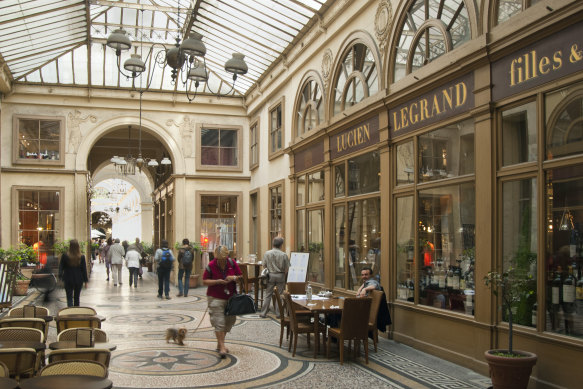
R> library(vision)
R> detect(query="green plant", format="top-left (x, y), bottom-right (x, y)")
top-left (54, 239), bottom-right (88, 255)
top-left (484, 266), bottom-right (535, 355)
top-left (0, 245), bottom-right (38, 266)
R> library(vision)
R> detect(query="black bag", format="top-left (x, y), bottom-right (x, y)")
top-left (159, 249), bottom-right (173, 269)
top-left (182, 249), bottom-right (193, 265)
top-left (225, 294), bottom-right (256, 316)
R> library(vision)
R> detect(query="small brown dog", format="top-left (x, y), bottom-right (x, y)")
top-left (165, 328), bottom-right (187, 345)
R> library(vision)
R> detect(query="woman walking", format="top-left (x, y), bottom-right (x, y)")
top-left (202, 245), bottom-right (242, 358)
top-left (58, 239), bottom-right (88, 307)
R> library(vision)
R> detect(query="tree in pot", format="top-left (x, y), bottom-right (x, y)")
top-left (483, 266), bottom-right (537, 389)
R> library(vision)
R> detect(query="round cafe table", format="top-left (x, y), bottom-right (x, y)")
top-left (19, 375), bottom-right (113, 389)
top-left (0, 377), bottom-right (18, 389)
top-left (48, 341), bottom-right (116, 351)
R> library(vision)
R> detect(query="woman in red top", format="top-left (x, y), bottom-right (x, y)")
top-left (202, 245), bottom-right (242, 358)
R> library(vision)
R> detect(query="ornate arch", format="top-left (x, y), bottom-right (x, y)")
top-left (546, 88), bottom-right (583, 159)
top-left (292, 70), bottom-right (326, 140)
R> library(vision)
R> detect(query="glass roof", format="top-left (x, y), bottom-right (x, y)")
top-left (0, 0), bottom-right (328, 97)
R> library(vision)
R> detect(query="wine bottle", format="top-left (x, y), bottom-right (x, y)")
top-left (446, 266), bottom-right (454, 289)
top-left (552, 267), bottom-right (563, 305)
top-left (437, 262), bottom-right (445, 289)
top-left (531, 302), bottom-right (537, 327)
top-left (576, 273), bottom-right (583, 315)
top-left (562, 266), bottom-right (576, 314)
top-left (452, 267), bottom-right (461, 291)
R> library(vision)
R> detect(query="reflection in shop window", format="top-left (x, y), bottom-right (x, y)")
top-left (348, 151), bottom-right (380, 196)
top-left (307, 209), bottom-right (325, 283)
top-left (396, 141), bottom-right (414, 186)
top-left (200, 195), bottom-right (237, 255)
top-left (546, 87), bottom-right (583, 160)
top-left (270, 185), bottom-right (283, 244)
top-left (501, 101), bottom-right (537, 166)
top-left (200, 128), bottom-right (238, 166)
top-left (396, 196), bottom-right (415, 301)
top-left (307, 171), bottom-right (325, 203)
top-left (16, 118), bottom-right (62, 162)
top-left (334, 206), bottom-right (346, 288)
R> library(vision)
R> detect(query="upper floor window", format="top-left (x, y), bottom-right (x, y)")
top-left (497, 0), bottom-right (540, 25)
top-left (197, 125), bottom-right (242, 171)
top-left (269, 98), bottom-right (285, 157)
top-left (333, 43), bottom-right (379, 117)
top-left (13, 116), bottom-right (64, 165)
top-left (393, 0), bottom-right (471, 82)
top-left (250, 119), bottom-right (259, 170)
top-left (296, 79), bottom-right (324, 137)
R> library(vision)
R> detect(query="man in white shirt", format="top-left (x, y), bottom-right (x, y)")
top-left (108, 238), bottom-right (125, 286)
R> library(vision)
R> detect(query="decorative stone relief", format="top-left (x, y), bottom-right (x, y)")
top-left (321, 49), bottom-right (333, 92)
top-left (166, 115), bottom-right (194, 157)
top-left (67, 109), bottom-right (96, 152)
top-left (374, 0), bottom-right (393, 58)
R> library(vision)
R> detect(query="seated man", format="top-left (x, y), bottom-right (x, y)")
top-left (356, 267), bottom-right (381, 297)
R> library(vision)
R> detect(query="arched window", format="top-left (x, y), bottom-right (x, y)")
top-left (296, 79), bottom-right (324, 137)
top-left (393, 0), bottom-right (471, 82)
top-left (496, 0), bottom-right (540, 25)
top-left (332, 43), bottom-right (379, 117)
top-left (547, 90), bottom-right (583, 160)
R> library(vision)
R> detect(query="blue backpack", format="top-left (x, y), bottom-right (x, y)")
top-left (160, 249), bottom-right (173, 269)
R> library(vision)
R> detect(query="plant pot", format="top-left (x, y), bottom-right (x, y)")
top-left (13, 279), bottom-right (30, 296)
top-left (189, 274), bottom-right (200, 288)
top-left (484, 349), bottom-right (537, 389)
top-left (147, 262), bottom-right (153, 272)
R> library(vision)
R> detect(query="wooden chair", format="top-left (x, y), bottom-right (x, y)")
top-left (8, 305), bottom-right (50, 318)
top-left (0, 361), bottom-right (9, 378)
top-left (56, 316), bottom-right (101, 333)
top-left (58, 307), bottom-right (97, 316)
top-left (368, 290), bottom-right (383, 352)
top-left (326, 297), bottom-right (372, 364)
top-left (286, 282), bottom-right (306, 294)
top-left (0, 318), bottom-right (48, 341)
top-left (57, 328), bottom-right (108, 342)
top-left (48, 348), bottom-right (111, 368)
top-left (283, 291), bottom-right (326, 357)
top-left (0, 348), bottom-right (38, 380)
top-left (272, 287), bottom-right (290, 347)
top-left (40, 360), bottom-right (108, 378)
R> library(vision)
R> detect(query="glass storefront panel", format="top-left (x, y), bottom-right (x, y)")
top-left (501, 101), bottom-right (537, 166)
top-left (334, 164), bottom-right (345, 198)
top-left (502, 178), bottom-right (538, 327)
top-left (348, 151), bottom-right (380, 196)
top-left (396, 141), bottom-right (414, 186)
top-left (307, 209), bottom-right (325, 283)
top-left (334, 206), bottom-right (346, 289)
top-left (296, 209), bottom-right (305, 252)
top-left (396, 196), bottom-right (415, 301)
top-left (200, 195), bottom-right (237, 254)
top-left (269, 186), bottom-right (282, 244)
top-left (418, 118), bottom-right (474, 183)
top-left (418, 183), bottom-right (475, 314)
top-left (296, 175), bottom-right (305, 206)
top-left (546, 85), bottom-right (583, 160)
top-left (307, 171), bottom-right (324, 203)
top-left (545, 165), bottom-right (583, 338)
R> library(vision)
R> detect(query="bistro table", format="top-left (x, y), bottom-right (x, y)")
top-left (56, 314), bottom-right (106, 322)
top-left (48, 341), bottom-right (117, 351)
top-left (0, 341), bottom-right (46, 352)
top-left (0, 377), bottom-right (18, 389)
top-left (19, 375), bottom-right (113, 389)
top-left (238, 262), bottom-right (263, 308)
top-left (292, 295), bottom-right (344, 358)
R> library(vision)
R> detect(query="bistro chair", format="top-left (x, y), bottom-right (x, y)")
top-left (57, 306), bottom-right (97, 316)
top-left (272, 287), bottom-right (291, 347)
top-left (240, 266), bottom-right (264, 308)
top-left (286, 282), bottom-right (306, 294)
top-left (326, 297), bottom-right (372, 365)
top-left (48, 348), bottom-right (111, 368)
top-left (40, 359), bottom-right (108, 378)
top-left (368, 290), bottom-right (383, 352)
top-left (0, 318), bottom-right (48, 341)
top-left (56, 316), bottom-right (101, 333)
top-left (0, 361), bottom-right (9, 377)
top-left (0, 327), bottom-right (46, 366)
top-left (283, 291), bottom-right (326, 357)
top-left (57, 328), bottom-right (108, 342)
top-left (8, 305), bottom-right (50, 318)
top-left (0, 348), bottom-right (39, 380)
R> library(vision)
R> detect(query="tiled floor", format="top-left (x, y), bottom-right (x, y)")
top-left (6, 263), bottom-right (492, 388)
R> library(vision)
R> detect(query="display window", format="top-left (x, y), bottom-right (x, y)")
top-left (200, 195), bottom-right (238, 255)
top-left (269, 183), bottom-right (283, 245)
top-left (14, 117), bottom-right (64, 165)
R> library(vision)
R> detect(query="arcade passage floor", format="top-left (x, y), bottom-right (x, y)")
top-left (7, 263), bottom-right (492, 388)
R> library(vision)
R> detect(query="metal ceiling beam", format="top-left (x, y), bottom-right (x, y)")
top-left (0, 1), bottom-right (84, 25)
top-left (89, 0), bottom-right (179, 13)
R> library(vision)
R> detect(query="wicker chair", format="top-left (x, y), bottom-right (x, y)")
top-left (0, 361), bottom-right (9, 378)
top-left (56, 316), bottom-right (101, 333)
top-left (0, 348), bottom-right (38, 379)
top-left (57, 328), bottom-right (108, 342)
top-left (57, 307), bottom-right (97, 316)
top-left (40, 360), bottom-right (108, 378)
top-left (368, 290), bottom-right (383, 352)
top-left (0, 318), bottom-right (48, 341)
top-left (48, 348), bottom-right (111, 368)
top-left (0, 327), bottom-right (46, 368)
top-left (326, 297), bottom-right (372, 364)
top-left (283, 291), bottom-right (326, 357)
top-left (8, 306), bottom-right (50, 318)
top-left (286, 282), bottom-right (306, 294)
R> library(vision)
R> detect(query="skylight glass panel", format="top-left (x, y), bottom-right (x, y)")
top-left (41, 61), bottom-right (58, 84)
top-left (25, 71), bottom-right (42, 83)
top-left (91, 43), bottom-right (105, 86)
top-left (73, 46), bottom-right (88, 85)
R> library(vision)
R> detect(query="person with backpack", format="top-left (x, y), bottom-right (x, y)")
top-left (177, 238), bottom-right (195, 297)
top-left (154, 240), bottom-right (175, 299)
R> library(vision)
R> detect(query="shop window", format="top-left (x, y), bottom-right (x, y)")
top-left (297, 209), bottom-right (306, 252)
top-left (545, 165), bottom-right (583, 338)
top-left (393, 0), bottom-right (471, 82)
top-left (501, 101), bottom-right (537, 166)
top-left (496, 0), bottom-right (540, 25)
top-left (418, 118), bottom-right (474, 183)
top-left (269, 183), bottom-right (283, 245)
top-left (200, 195), bottom-right (238, 255)
top-left (307, 209), bottom-right (325, 283)
top-left (17, 189), bottom-right (62, 265)
top-left (250, 119), bottom-right (259, 170)
top-left (334, 206), bottom-right (346, 288)
top-left (348, 151), bottom-right (380, 196)
top-left (418, 183), bottom-right (476, 314)
top-left (14, 117), bottom-right (64, 165)
top-left (296, 79), bottom-right (324, 137)
top-left (332, 43), bottom-right (379, 117)
top-left (250, 192), bottom-right (259, 256)
top-left (502, 178), bottom-right (537, 327)
top-left (269, 98), bottom-right (285, 157)
top-left (396, 196), bottom-right (415, 301)
top-left (546, 87), bottom-right (583, 160)
top-left (334, 164), bottom-right (346, 198)
top-left (198, 126), bottom-right (241, 170)
top-left (297, 175), bottom-right (305, 206)
top-left (307, 171), bottom-right (325, 203)
top-left (396, 141), bottom-right (414, 186)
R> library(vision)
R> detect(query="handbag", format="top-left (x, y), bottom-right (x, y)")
top-left (260, 267), bottom-right (269, 280)
top-left (138, 266), bottom-right (143, 276)
top-left (225, 293), bottom-right (256, 316)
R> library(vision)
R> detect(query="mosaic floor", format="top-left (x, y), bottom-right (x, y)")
top-left (8, 263), bottom-right (492, 388)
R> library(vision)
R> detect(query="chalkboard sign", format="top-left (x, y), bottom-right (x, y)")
top-left (288, 252), bottom-right (309, 282)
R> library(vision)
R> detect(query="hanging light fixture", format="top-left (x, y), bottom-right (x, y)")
top-left (559, 207), bottom-right (574, 231)
top-left (106, 2), bottom-right (248, 102)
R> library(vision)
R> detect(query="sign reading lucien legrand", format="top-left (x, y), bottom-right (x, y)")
top-left (492, 20), bottom-right (583, 101)
top-left (389, 73), bottom-right (474, 138)
top-left (330, 115), bottom-right (379, 159)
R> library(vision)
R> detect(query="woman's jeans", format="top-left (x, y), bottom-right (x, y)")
top-left (129, 267), bottom-right (139, 287)
top-left (157, 267), bottom-right (171, 297)
top-left (64, 281), bottom-right (82, 307)
top-left (177, 267), bottom-right (191, 296)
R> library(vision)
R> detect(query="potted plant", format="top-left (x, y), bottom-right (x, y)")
top-left (483, 266), bottom-right (538, 389)
top-left (141, 242), bottom-right (154, 272)
top-left (0, 245), bottom-right (38, 295)
top-left (189, 242), bottom-right (201, 288)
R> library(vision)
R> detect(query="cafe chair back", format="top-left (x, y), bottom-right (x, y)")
top-left (326, 297), bottom-right (372, 365)
top-left (48, 348), bottom-right (111, 367)
top-left (8, 306), bottom-right (49, 318)
top-left (0, 361), bottom-right (9, 377)
top-left (368, 290), bottom-right (383, 352)
top-left (40, 359), bottom-right (108, 378)
top-left (241, 266), bottom-right (264, 307)
top-left (56, 316), bottom-right (101, 333)
top-left (283, 291), bottom-right (327, 357)
top-left (57, 328), bottom-right (108, 342)
top-left (58, 306), bottom-right (97, 316)
top-left (273, 287), bottom-right (291, 347)
top-left (0, 327), bottom-right (44, 343)
top-left (0, 347), bottom-right (38, 380)
top-left (0, 318), bottom-right (48, 341)
top-left (286, 282), bottom-right (306, 294)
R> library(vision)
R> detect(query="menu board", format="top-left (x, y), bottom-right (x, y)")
top-left (288, 252), bottom-right (309, 282)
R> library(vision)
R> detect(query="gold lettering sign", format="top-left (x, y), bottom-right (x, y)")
top-left (330, 116), bottom-right (379, 159)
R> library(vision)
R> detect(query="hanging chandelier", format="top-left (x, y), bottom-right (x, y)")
top-left (105, 2), bottom-right (248, 101)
